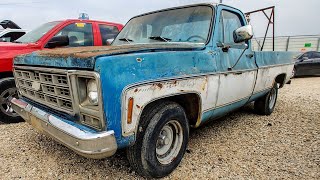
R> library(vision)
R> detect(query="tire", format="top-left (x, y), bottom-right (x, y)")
top-left (0, 77), bottom-right (22, 123)
top-left (127, 101), bottom-right (189, 178)
top-left (254, 83), bottom-right (278, 115)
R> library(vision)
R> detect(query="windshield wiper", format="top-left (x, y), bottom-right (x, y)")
top-left (13, 41), bottom-right (22, 43)
top-left (149, 36), bottom-right (171, 42)
top-left (118, 38), bottom-right (133, 43)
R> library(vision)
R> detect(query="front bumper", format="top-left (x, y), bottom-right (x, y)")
top-left (10, 98), bottom-right (117, 159)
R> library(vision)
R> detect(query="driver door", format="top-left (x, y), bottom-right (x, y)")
top-left (215, 9), bottom-right (257, 110)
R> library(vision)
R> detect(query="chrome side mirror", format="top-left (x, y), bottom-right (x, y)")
top-left (106, 38), bottom-right (114, 45)
top-left (233, 25), bottom-right (253, 43)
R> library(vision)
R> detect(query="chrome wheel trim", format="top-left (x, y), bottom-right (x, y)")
top-left (156, 120), bottom-right (183, 165)
top-left (0, 87), bottom-right (18, 117)
top-left (269, 88), bottom-right (277, 109)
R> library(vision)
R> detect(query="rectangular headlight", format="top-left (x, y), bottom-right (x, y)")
top-left (68, 71), bottom-right (105, 131)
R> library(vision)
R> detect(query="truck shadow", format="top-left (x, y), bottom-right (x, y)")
top-left (293, 75), bottom-right (320, 79)
top-left (0, 119), bottom-right (24, 125)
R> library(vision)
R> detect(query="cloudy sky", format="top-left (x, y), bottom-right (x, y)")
top-left (0, 0), bottom-right (319, 37)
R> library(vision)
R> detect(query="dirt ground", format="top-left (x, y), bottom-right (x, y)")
top-left (0, 77), bottom-right (319, 179)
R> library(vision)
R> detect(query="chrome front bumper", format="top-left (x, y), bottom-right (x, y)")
top-left (10, 98), bottom-right (117, 159)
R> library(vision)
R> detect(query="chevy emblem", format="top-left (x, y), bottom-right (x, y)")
top-left (32, 81), bottom-right (41, 91)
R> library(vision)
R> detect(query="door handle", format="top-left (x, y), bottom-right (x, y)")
top-left (234, 72), bottom-right (243, 75)
top-left (217, 42), bottom-right (230, 52)
top-left (246, 53), bottom-right (254, 58)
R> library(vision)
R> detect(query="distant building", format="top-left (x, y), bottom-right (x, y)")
top-left (252, 35), bottom-right (320, 52)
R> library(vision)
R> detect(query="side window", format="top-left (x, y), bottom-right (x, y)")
top-left (1, 32), bottom-right (26, 42)
top-left (54, 23), bottom-right (93, 47)
top-left (299, 52), bottom-right (315, 59)
top-left (311, 52), bottom-right (320, 59)
top-left (307, 52), bottom-right (313, 59)
top-left (219, 10), bottom-right (243, 44)
top-left (99, 24), bottom-right (120, 45)
top-left (299, 53), bottom-right (308, 59)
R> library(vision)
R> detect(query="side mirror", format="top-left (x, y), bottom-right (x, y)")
top-left (106, 38), bottom-right (114, 45)
top-left (233, 25), bottom-right (253, 43)
top-left (301, 57), bottom-right (308, 61)
top-left (45, 35), bottom-right (69, 48)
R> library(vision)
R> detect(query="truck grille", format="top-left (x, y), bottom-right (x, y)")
top-left (14, 68), bottom-right (73, 113)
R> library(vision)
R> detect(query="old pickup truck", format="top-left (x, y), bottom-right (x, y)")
top-left (10, 3), bottom-right (295, 178)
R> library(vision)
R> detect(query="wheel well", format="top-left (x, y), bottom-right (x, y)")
top-left (142, 93), bottom-right (201, 127)
top-left (0, 72), bottom-right (13, 79)
top-left (275, 73), bottom-right (286, 88)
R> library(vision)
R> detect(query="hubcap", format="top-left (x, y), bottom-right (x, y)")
top-left (269, 88), bottom-right (277, 109)
top-left (156, 120), bottom-right (183, 165)
top-left (0, 87), bottom-right (18, 117)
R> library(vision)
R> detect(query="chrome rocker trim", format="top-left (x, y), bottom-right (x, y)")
top-left (10, 97), bottom-right (117, 159)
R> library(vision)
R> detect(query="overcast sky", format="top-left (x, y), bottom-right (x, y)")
top-left (0, 0), bottom-right (319, 37)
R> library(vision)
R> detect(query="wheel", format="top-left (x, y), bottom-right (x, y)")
top-left (0, 77), bottom-right (22, 123)
top-left (127, 101), bottom-right (189, 178)
top-left (254, 83), bottom-right (278, 115)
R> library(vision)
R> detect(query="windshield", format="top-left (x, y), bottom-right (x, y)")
top-left (15, 21), bottom-right (60, 43)
top-left (113, 6), bottom-right (213, 45)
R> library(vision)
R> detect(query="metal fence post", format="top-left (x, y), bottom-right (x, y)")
top-left (286, 36), bottom-right (290, 51)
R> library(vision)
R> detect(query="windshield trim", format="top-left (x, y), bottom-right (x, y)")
top-left (112, 4), bottom-right (215, 46)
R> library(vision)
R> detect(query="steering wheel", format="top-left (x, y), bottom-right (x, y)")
top-left (186, 35), bottom-right (206, 42)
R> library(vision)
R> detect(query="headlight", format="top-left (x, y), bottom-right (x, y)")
top-left (87, 79), bottom-right (98, 105)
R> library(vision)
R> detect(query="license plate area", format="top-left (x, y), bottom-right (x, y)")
top-left (29, 115), bottom-right (43, 132)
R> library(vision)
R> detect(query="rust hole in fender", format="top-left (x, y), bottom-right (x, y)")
top-left (156, 83), bottom-right (163, 89)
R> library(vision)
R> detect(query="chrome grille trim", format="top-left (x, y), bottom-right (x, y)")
top-left (14, 67), bottom-right (73, 114)
top-left (13, 66), bottom-right (106, 131)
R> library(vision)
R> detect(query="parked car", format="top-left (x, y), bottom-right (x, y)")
top-left (10, 3), bottom-right (295, 178)
top-left (292, 51), bottom-right (320, 77)
top-left (0, 19), bottom-right (123, 123)
top-left (0, 20), bottom-right (27, 42)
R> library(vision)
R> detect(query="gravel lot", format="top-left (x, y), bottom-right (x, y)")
top-left (0, 77), bottom-right (319, 179)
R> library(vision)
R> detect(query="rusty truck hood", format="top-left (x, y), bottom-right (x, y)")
top-left (14, 43), bottom-right (205, 69)
top-left (36, 43), bottom-right (205, 58)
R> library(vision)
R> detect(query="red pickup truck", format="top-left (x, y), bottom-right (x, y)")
top-left (0, 19), bottom-right (123, 122)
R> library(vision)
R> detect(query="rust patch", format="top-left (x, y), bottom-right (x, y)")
top-left (155, 83), bottom-right (163, 89)
top-left (134, 88), bottom-right (138, 93)
top-left (35, 43), bottom-right (204, 59)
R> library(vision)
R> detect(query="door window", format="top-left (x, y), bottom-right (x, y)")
top-left (54, 23), bottom-right (93, 46)
top-left (218, 10), bottom-right (243, 44)
top-left (99, 24), bottom-right (119, 45)
top-left (311, 52), bottom-right (320, 59)
top-left (299, 52), bottom-right (313, 60)
top-left (0, 32), bottom-right (26, 42)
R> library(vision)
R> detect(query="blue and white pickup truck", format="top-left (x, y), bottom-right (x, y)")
top-left (10, 3), bottom-right (295, 178)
